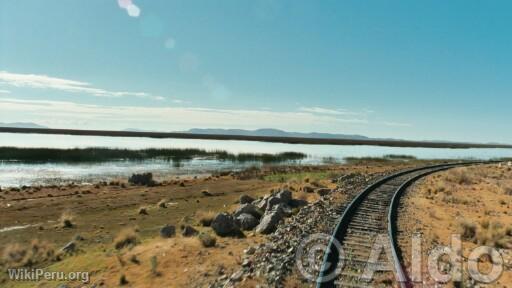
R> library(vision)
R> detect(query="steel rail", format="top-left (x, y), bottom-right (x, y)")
top-left (316, 161), bottom-right (490, 287)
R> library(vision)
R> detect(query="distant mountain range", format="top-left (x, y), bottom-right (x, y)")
top-left (0, 122), bottom-right (48, 129)
top-left (5, 124), bottom-right (383, 141)
top-left (182, 128), bottom-right (374, 140)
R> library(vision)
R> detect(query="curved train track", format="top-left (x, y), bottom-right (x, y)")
top-left (316, 162), bottom-right (490, 288)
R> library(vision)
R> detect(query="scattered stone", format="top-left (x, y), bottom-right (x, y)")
top-left (235, 213), bottom-right (259, 230)
top-left (158, 199), bottom-right (167, 208)
top-left (138, 207), bottom-right (148, 215)
top-left (316, 188), bottom-right (332, 196)
top-left (181, 225), bottom-right (199, 237)
top-left (202, 190), bottom-right (213, 197)
top-left (61, 241), bottom-right (77, 254)
top-left (159, 224), bottom-right (176, 238)
top-left (233, 204), bottom-right (263, 219)
top-left (128, 173), bottom-right (156, 186)
top-left (239, 194), bottom-right (255, 204)
top-left (211, 213), bottom-right (237, 236)
top-left (255, 204), bottom-right (286, 234)
top-left (244, 246), bottom-right (256, 255)
top-left (276, 189), bottom-right (292, 204)
top-left (230, 270), bottom-right (244, 282)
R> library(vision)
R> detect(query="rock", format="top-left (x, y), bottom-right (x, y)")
top-left (159, 225), bottom-right (176, 238)
top-left (230, 270), bottom-right (244, 282)
top-left (252, 198), bottom-right (267, 211)
top-left (74, 234), bottom-right (85, 241)
top-left (202, 190), bottom-right (213, 197)
top-left (61, 241), bottom-right (77, 254)
top-left (233, 204), bottom-right (263, 219)
top-left (138, 207), bottom-right (148, 215)
top-left (235, 213), bottom-right (259, 230)
top-left (316, 188), bottom-right (332, 196)
top-left (242, 259), bottom-right (252, 267)
top-left (239, 194), bottom-right (255, 204)
top-left (128, 173), bottom-right (156, 186)
top-left (244, 246), bottom-right (256, 255)
top-left (211, 213), bottom-right (237, 236)
top-left (256, 204), bottom-right (286, 234)
top-left (276, 189), bottom-right (292, 204)
top-left (181, 225), bottom-right (199, 237)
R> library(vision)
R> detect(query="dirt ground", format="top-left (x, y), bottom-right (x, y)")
top-left (0, 160), bottom-right (438, 287)
top-left (399, 163), bottom-right (512, 287)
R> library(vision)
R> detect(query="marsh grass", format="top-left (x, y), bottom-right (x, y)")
top-left (344, 154), bottom-right (417, 164)
top-left (0, 147), bottom-right (306, 164)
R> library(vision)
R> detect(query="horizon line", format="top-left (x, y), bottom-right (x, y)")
top-left (1, 127), bottom-right (512, 149)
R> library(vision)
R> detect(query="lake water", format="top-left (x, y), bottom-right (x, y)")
top-left (1, 133), bottom-right (511, 187)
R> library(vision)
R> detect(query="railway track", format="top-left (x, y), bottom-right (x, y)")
top-left (316, 162), bottom-right (486, 288)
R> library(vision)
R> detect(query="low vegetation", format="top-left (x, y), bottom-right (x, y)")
top-left (196, 210), bottom-right (216, 227)
top-left (59, 210), bottom-right (75, 228)
top-left (114, 227), bottom-right (139, 250)
top-left (344, 154), bottom-right (417, 164)
top-left (1, 240), bottom-right (56, 268)
top-left (198, 232), bottom-right (216, 248)
top-left (0, 147), bottom-right (306, 163)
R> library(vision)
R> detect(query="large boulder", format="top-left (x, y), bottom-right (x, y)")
top-left (235, 213), bottom-right (259, 230)
top-left (239, 194), bottom-right (255, 204)
top-left (233, 204), bottom-right (263, 219)
top-left (252, 198), bottom-right (268, 211)
top-left (265, 189), bottom-right (293, 210)
top-left (211, 213), bottom-right (237, 237)
top-left (276, 189), bottom-right (292, 204)
top-left (256, 204), bottom-right (286, 234)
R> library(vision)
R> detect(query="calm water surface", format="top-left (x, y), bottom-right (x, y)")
top-left (1, 133), bottom-right (511, 187)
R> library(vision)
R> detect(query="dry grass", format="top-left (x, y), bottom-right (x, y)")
top-left (1, 239), bottom-right (56, 268)
top-left (458, 219), bottom-right (511, 248)
top-left (138, 206), bottom-right (148, 215)
top-left (446, 168), bottom-right (472, 185)
top-left (196, 210), bottom-right (216, 227)
top-left (458, 220), bottom-right (477, 241)
top-left (114, 227), bottom-right (139, 250)
top-left (59, 210), bottom-right (74, 228)
top-left (197, 232), bottom-right (216, 248)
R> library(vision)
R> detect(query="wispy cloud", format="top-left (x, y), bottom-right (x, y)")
top-left (0, 98), bottom-right (368, 131)
top-left (0, 89), bottom-right (10, 94)
top-left (298, 106), bottom-right (364, 116)
top-left (117, 0), bottom-right (140, 17)
top-left (383, 121), bottom-right (413, 127)
top-left (0, 71), bottom-right (165, 101)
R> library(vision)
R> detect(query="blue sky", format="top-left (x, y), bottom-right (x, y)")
top-left (1, 0), bottom-right (511, 142)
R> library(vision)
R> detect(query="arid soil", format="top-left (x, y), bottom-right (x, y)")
top-left (399, 163), bottom-right (512, 287)
top-left (0, 160), bottom-right (440, 287)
